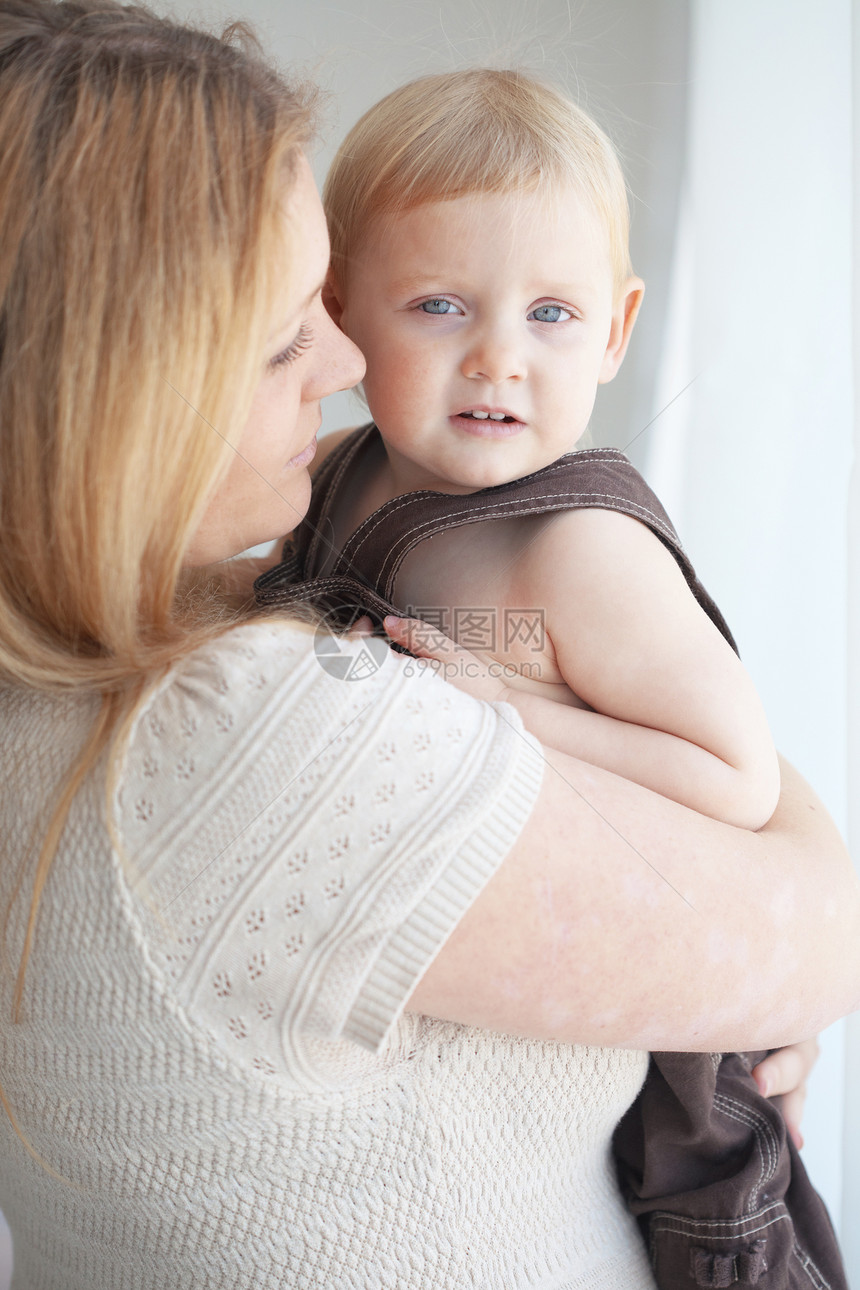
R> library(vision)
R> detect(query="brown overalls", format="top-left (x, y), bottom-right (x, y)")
top-left (256, 424), bottom-right (847, 1290)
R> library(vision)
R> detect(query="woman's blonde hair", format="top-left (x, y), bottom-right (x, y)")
top-left (0, 0), bottom-right (315, 1022)
top-left (324, 68), bottom-right (633, 297)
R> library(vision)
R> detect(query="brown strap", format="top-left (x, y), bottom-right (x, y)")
top-left (299, 424), bottom-right (377, 580)
top-left (255, 425), bottom-right (401, 624)
top-left (255, 423), bottom-right (738, 654)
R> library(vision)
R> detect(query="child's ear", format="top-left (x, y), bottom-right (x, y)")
top-left (322, 270), bottom-right (345, 328)
top-left (598, 277), bottom-right (644, 384)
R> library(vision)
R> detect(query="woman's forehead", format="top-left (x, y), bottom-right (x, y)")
top-left (273, 156), bottom-right (330, 331)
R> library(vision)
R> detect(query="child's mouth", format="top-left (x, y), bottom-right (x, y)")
top-left (460, 409), bottom-right (515, 422)
top-left (452, 409), bottom-right (524, 436)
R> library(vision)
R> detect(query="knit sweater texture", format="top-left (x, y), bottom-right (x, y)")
top-left (0, 620), bottom-right (655, 1288)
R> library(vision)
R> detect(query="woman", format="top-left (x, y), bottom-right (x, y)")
top-left (0, 3), bottom-right (856, 1288)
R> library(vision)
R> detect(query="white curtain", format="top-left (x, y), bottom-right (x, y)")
top-left (646, 0), bottom-right (858, 1271)
top-left (846, 1), bottom-right (860, 1273)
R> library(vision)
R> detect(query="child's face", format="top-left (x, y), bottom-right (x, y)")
top-left (331, 184), bottom-right (642, 493)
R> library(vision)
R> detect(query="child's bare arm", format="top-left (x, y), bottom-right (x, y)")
top-left (501, 507), bottom-right (780, 829)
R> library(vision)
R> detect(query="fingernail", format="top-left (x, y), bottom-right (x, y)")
top-left (383, 615), bottom-right (402, 629)
top-left (756, 1076), bottom-right (770, 1097)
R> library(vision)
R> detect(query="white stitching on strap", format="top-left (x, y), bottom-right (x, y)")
top-left (713, 1092), bottom-right (779, 1210)
top-left (372, 496), bottom-right (678, 597)
top-left (361, 491), bottom-right (678, 594)
top-left (650, 1204), bottom-right (833, 1290)
top-left (650, 1202), bottom-right (788, 1240)
top-left (338, 447), bottom-right (676, 580)
top-left (791, 1241), bottom-right (833, 1290)
top-left (338, 446), bottom-right (618, 555)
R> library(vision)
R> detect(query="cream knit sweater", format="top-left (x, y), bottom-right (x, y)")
top-left (0, 620), bottom-right (655, 1289)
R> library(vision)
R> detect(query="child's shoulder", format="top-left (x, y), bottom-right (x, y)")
top-left (522, 502), bottom-right (671, 581)
top-left (510, 447), bottom-right (680, 586)
top-left (533, 448), bottom-right (677, 539)
top-left (508, 502), bottom-right (698, 636)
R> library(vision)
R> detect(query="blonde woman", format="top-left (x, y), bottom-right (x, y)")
top-left (0, 4), bottom-right (856, 1288)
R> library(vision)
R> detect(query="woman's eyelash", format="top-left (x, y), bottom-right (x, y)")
top-left (269, 323), bottom-right (313, 369)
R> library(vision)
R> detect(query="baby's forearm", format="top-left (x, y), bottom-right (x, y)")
top-left (503, 687), bottom-right (780, 830)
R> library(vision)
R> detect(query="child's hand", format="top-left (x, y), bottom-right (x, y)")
top-left (384, 615), bottom-right (515, 707)
top-left (751, 1038), bottom-right (820, 1149)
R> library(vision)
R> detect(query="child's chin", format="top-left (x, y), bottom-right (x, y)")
top-left (428, 439), bottom-right (559, 493)
top-left (440, 462), bottom-right (531, 493)
top-left (460, 449), bottom-right (559, 492)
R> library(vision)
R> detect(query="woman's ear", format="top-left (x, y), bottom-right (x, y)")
top-left (599, 277), bottom-right (644, 384)
top-left (322, 270), bottom-right (345, 328)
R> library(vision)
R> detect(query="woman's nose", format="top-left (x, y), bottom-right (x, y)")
top-left (311, 306), bottom-right (366, 399)
top-left (333, 327), bottom-right (366, 394)
top-left (460, 324), bottom-right (527, 384)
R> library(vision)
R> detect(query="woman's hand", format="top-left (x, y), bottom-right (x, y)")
top-left (384, 614), bottom-right (515, 706)
top-left (752, 1038), bottom-right (820, 1149)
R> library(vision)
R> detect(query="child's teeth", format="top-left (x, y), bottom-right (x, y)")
top-left (488, 412), bottom-right (506, 421)
top-left (469, 410), bottom-right (489, 420)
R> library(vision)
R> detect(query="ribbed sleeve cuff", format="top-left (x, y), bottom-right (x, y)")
top-left (342, 707), bottom-right (544, 1052)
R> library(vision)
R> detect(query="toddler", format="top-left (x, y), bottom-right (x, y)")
top-left (256, 70), bottom-right (846, 1289)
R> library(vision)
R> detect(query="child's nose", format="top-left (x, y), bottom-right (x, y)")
top-left (460, 326), bottom-right (527, 384)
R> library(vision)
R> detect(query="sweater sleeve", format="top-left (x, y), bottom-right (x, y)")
top-left (115, 619), bottom-right (544, 1080)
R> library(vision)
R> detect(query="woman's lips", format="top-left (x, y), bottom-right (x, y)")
top-left (286, 436), bottom-right (317, 469)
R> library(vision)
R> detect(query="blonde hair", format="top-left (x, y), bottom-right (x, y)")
top-left (0, 1), bottom-right (315, 1024)
top-left (324, 68), bottom-right (633, 297)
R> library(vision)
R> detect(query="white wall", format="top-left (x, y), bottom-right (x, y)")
top-left (844, 1), bottom-right (860, 1276)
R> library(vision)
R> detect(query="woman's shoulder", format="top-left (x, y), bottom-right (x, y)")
top-left (112, 617), bottom-right (545, 1073)
top-left (118, 616), bottom-right (385, 809)
top-left (116, 615), bottom-right (521, 853)
top-left (158, 616), bottom-right (316, 701)
top-left (122, 619), bottom-right (311, 751)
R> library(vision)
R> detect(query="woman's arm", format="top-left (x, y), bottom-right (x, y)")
top-left (404, 741), bottom-right (860, 1052)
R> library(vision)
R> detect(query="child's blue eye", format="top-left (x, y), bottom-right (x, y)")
top-left (528, 304), bottom-right (571, 323)
top-left (419, 299), bottom-right (460, 315)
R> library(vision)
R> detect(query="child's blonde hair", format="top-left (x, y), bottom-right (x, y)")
top-left (0, 0), bottom-right (314, 1031)
top-left (324, 68), bottom-right (633, 297)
